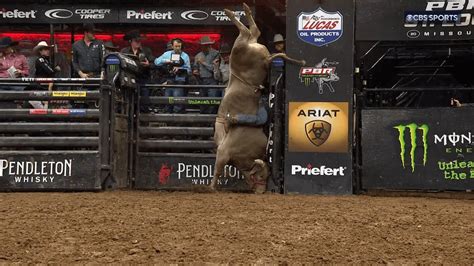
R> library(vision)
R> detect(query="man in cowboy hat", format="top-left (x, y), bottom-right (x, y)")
top-left (213, 43), bottom-right (231, 86)
top-left (0, 37), bottom-right (29, 80)
top-left (193, 35), bottom-right (220, 114)
top-left (121, 30), bottom-right (155, 112)
top-left (72, 23), bottom-right (104, 79)
top-left (33, 41), bottom-right (60, 78)
top-left (270, 33), bottom-right (286, 87)
top-left (104, 41), bottom-right (120, 54)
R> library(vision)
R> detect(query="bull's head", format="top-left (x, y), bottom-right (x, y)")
top-left (248, 159), bottom-right (270, 194)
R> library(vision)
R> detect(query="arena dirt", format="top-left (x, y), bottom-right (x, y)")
top-left (0, 191), bottom-right (472, 264)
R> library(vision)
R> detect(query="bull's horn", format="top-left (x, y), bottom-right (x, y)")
top-left (254, 159), bottom-right (265, 166)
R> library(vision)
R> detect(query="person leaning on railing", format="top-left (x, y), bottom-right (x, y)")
top-left (0, 37), bottom-right (29, 89)
top-left (154, 38), bottom-right (191, 114)
top-left (33, 41), bottom-right (60, 79)
top-left (26, 41), bottom-right (62, 109)
top-left (0, 37), bottom-right (29, 109)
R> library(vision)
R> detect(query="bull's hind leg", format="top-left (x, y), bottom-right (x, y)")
top-left (224, 8), bottom-right (251, 43)
top-left (210, 147), bottom-right (230, 191)
top-left (243, 3), bottom-right (261, 43)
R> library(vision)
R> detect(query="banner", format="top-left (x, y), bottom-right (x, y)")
top-left (361, 107), bottom-right (474, 191)
top-left (0, 5), bottom-right (249, 25)
top-left (356, 0), bottom-right (474, 40)
top-left (285, 0), bottom-right (354, 194)
top-left (135, 155), bottom-right (250, 191)
top-left (0, 152), bottom-right (100, 190)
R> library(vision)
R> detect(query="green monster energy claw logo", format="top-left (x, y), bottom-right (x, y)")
top-left (393, 123), bottom-right (429, 172)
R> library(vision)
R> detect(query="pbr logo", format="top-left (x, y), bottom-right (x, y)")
top-left (305, 120), bottom-right (331, 147)
top-left (299, 58), bottom-right (339, 94)
top-left (297, 8), bottom-right (343, 47)
top-left (394, 123), bottom-right (429, 172)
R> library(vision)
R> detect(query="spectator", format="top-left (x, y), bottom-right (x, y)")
top-left (0, 37), bottom-right (29, 81)
top-left (270, 33), bottom-right (285, 87)
top-left (193, 36), bottom-right (220, 114)
top-left (104, 41), bottom-right (120, 55)
top-left (72, 23), bottom-right (104, 79)
top-left (154, 38), bottom-right (191, 114)
top-left (121, 30), bottom-right (155, 113)
top-left (33, 41), bottom-right (60, 78)
top-left (213, 43), bottom-right (231, 86)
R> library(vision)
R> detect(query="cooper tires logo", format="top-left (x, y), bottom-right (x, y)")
top-left (45, 9), bottom-right (73, 19)
top-left (181, 10), bottom-right (208, 21)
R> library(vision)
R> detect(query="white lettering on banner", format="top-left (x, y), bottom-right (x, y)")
top-left (291, 164), bottom-right (346, 176)
top-left (14, 176), bottom-right (55, 183)
top-left (126, 10), bottom-right (173, 20)
top-left (0, 9), bottom-right (37, 19)
top-left (210, 10), bottom-right (245, 21)
top-left (0, 159), bottom-right (72, 177)
top-left (74, 9), bottom-right (110, 19)
top-left (434, 132), bottom-right (474, 146)
top-left (176, 163), bottom-right (243, 179)
top-left (406, 0), bottom-right (474, 29)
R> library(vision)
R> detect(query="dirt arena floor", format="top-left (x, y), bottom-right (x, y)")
top-left (0, 191), bottom-right (472, 264)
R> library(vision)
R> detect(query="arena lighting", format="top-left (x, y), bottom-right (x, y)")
top-left (0, 32), bottom-right (221, 43)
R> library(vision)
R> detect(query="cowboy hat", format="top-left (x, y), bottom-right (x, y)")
top-left (0, 37), bottom-right (19, 48)
top-left (198, 35), bottom-right (215, 45)
top-left (104, 41), bottom-right (119, 51)
top-left (33, 41), bottom-right (54, 53)
top-left (82, 23), bottom-right (102, 33)
top-left (219, 43), bottom-right (231, 54)
top-left (273, 34), bottom-right (285, 43)
top-left (124, 30), bottom-right (145, 41)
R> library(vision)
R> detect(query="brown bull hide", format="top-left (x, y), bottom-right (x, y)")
top-left (210, 3), bottom-right (305, 193)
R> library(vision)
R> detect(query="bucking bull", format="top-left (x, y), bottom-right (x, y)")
top-left (210, 4), bottom-right (305, 193)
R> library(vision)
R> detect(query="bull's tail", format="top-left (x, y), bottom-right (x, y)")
top-left (268, 53), bottom-right (306, 66)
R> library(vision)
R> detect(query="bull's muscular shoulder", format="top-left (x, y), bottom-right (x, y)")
top-left (219, 89), bottom-right (259, 115)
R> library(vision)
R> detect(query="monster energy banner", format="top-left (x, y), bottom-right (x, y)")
top-left (284, 0), bottom-right (354, 194)
top-left (361, 108), bottom-right (474, 191)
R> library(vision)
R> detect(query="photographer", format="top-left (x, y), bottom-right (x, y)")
top-left (154, 38), bottom-right (191, 114)
top-left (121, 30), bottom-right (155, 113)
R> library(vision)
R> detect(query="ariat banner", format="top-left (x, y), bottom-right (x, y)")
top-left (288, 102), bottom-right (349, 153)
top-left (362, 108), bottom-right (474, 191)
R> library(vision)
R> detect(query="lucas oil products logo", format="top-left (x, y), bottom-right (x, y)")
top-left (299, 58), bottom-right (339, 94)
top-left (297, 8), bottom-right (343, 47)
top-left (289, 102), bottom-right (349, 153)
top-left (394, 123), bottom-right (429, 172)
